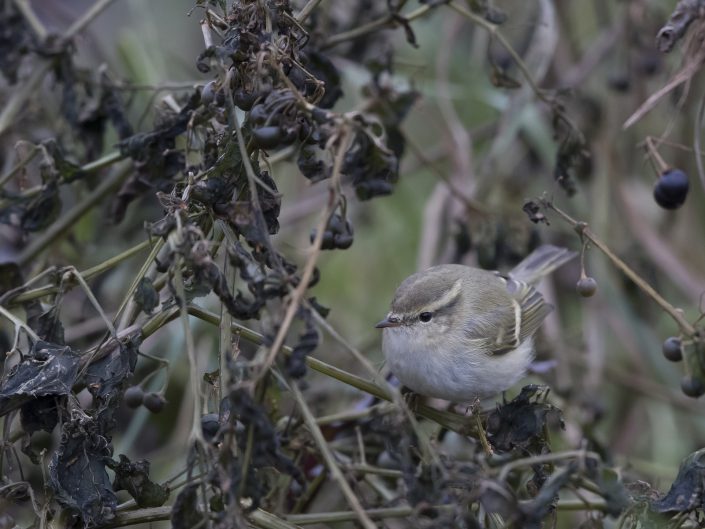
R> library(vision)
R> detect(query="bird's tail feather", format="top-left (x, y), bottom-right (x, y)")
top-left (509, 245), bottom-right (577, 285)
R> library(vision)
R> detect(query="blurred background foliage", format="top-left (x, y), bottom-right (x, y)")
top-left (2, 0), bottom-right (705, 527)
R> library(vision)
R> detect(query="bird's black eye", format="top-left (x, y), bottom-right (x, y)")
top-left (419, 312), bottom-right (433, 323)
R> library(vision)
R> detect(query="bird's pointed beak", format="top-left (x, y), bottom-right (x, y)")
top-left (375, 316), bottom-right (401, 329)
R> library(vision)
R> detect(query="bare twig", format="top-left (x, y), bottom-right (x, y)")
top-left (694, 95), bottom-right (705, 194)
top-left (4, 240), bottom-right (150, 306)
top-left (64, 0), bottom-right (121, 39)
top-left (171, 235), bottom-right (207, 447)
top-left (255, 130), bottom-right (351, 381)
top-left (0, 305), bottom-right (39, 342)
top-left (323, 3), bottom-right (432, 49)
top-left (289, 383), bottom-right (376, 529)
top-left (0, 62), bottom-right (52, 139)
top-left (12, 0), bottom-right (48, 40)
top-left (546, 201), bottom-right (696, 336)
top-left (175, 305), bottom-right (476, 435)
top-left (295, 0), bottom-right (325, 23)
top-left (17, 162), bottom-right (132, 267)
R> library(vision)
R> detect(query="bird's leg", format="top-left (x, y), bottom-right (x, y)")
top-left (400, 386), bottom-right (420, 411)
top-left (466, 398), bottom-right (493, 456)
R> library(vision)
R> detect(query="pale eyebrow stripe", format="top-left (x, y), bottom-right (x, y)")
top-left (421, 278), bottom-right (463, 313)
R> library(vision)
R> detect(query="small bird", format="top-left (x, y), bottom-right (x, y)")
top-left (376, 245), bottom-right (575, 402)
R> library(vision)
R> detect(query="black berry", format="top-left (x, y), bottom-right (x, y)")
top-left (248, 104), bottom-right (268, 125)
top-left (607, 73), bottom-right (630, 93)
top-left (143, 392), bottom-right (166, 413)
top-left (654, 169), bottom-right (689, 210)
top-left (124, 386), bottom-right (144, 409)
top-left (251, 126), bottom-right (283, 149)
top-left (576, 277), bottom-right (597, 297)
top-left (234, 88), bottom-right (257, 111)
top-left (201, 413), bottom-right (220, 442)
top-left (662, 337), bottom-right (682, 362)
top-left (681, 375), bottom-right (705, 398)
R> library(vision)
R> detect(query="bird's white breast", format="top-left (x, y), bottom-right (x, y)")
top-left (382, 329), bottom-right (534, 402)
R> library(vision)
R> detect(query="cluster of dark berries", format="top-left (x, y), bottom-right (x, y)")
top-left (124, 386), bottom-right (166, 413)
top-left (311, 213), bottom-right (354, 250)
top-left (661, 337), bottom-right (705, 398)
top-left (653, 169), bottom-right (689, 210)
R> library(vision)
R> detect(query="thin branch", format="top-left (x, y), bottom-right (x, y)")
top-left (285, 505), bottom-right (455, 525)
top-left (12, 0), bottom-right (48, 40)
top-left (0, 143), bottom-right (39, 188)
top-left (449, 1), bottom-right (548, 105)
top-left (498, 449), bottom-right (601, 482)
top-left (218, 223), bottom-right (234, 403)
top-left (114, 238), bottom-right (165, 329)
top-left (255, 130), bottom-right (350, 382)
top-left (182, 305), bottom-right (477, 435)
top-left (546, 201), bottom-right (696, 336)
top-left (323, 4), bottom-right (433, 49)
top-left (289, 383), bottom-right (376, 529)
top-left (0, 305), bottom-right (40, 342)
top-left (171, 246), bottom-right (207, 446)
top-left (64, 0), bottom-right (120, 39)
top-left (0, 61), bottom-right (52, 139)
top-left (61, 267), bottom-right (117, 338)
top-left (694, 96), bottom-right (705, 195)
top-left (17, 161), bottom-right (132, 267)
top-left (295, 0), bottom-right (325, 23)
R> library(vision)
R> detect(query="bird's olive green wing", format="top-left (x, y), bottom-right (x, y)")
top-left (464, 275), bottom-right (552, 355)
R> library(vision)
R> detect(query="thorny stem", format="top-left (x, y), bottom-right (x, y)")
top-left (289, 382), bottom-right (377, 529)
top-left (546, 201), bottom-right (697, 336)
